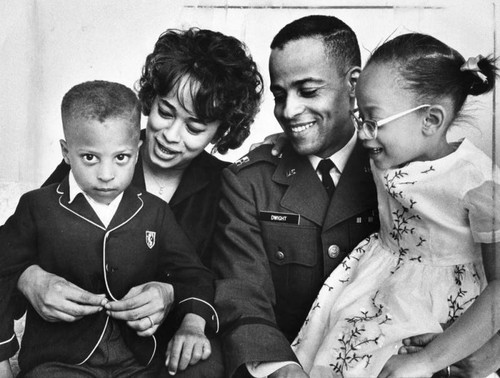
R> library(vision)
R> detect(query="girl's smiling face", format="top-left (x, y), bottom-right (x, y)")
top-left (355, 62), bottom-right (432, 170)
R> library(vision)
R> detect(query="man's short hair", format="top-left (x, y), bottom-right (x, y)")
top-left (271, 15), bottom-right (361, 75)
top-left (61, 80), bottom-right (141, 132)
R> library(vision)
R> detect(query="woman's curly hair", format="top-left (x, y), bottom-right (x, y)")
top-left (137, 28), bottom-right (264, 154)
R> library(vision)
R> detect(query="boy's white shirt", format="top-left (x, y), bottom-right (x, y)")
top-left (247, 132), bottom-right (357, 378)
top-left (68, 171), bottom-right (123, 228)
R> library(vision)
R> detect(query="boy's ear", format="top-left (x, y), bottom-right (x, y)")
top-left (422, 105), bottom-right (446, 136)
top-left (60, 139), bottom-right (70, 165)
top-left (346, 66), bottom-right (361, 99)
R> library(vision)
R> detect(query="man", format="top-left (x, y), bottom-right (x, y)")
top-left (211, 15), bottom-right (379, 377)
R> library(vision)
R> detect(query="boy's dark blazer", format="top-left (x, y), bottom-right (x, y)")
top-left (211, 141), bottom-right (379, 376)
top-left (43, 129), bottom-right (230, 266)
top-left (0, 177), bottom-right (216, 372)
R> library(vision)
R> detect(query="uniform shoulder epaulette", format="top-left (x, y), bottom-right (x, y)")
top-left (229, 144), bottom-right (280, 173)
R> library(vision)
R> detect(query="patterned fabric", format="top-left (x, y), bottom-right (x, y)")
top-left (292, 139), bottom-right (500, 377)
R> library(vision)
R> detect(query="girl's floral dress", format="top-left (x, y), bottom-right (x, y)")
top-left (292, 139), bottom-right (500, 377)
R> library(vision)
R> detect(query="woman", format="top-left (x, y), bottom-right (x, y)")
top-left (15, 27), bottom-right (263, 377)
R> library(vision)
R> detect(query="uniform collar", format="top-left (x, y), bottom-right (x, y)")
top-left (308, 132), bottom-right (357, 173)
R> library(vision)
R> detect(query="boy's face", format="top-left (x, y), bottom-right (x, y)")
top-left (60, 117), bottom-right (141, 205)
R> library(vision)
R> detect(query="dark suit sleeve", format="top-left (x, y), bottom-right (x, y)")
top-left (211, 168), bottom-right (297, 376)
top-left (156, 203), bottom-right (218, 336)
top-left (0, 193), bottom-right (38, 360)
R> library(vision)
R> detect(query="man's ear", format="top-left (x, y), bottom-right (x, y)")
top-left (346, 66), bottom-right (361, 99)
top-left (60, 139), bottom-right (70, 165)
top-left (422, 105), bottom-right (446, 136)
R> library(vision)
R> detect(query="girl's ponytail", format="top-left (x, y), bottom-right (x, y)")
top-left (461, 55), bottom-right (497, 96)
top-left (365, 33), bottom-right (498, 118)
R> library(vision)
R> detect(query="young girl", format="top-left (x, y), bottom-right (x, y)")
top-left (291, 33), bottom-right (499, 377)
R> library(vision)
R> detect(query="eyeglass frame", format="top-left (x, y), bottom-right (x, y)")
top-left (350, 104), bottom-right (431, 140)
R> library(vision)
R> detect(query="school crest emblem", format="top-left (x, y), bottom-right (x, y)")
top-left (145, 231), bottom-right (156, 249)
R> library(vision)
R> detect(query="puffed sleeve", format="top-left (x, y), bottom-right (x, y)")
top-left (464, 171), bottom-right (500, 244)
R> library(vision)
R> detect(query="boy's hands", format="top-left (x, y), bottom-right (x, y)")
top-left (17, 265), bottom-right (106, 322)
top-left (165, 313), bottom-right (210, 375)
top-left (105, 281), bottom-right (174, 337)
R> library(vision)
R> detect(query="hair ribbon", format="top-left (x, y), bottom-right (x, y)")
top-left (460, 55), bottom-right (488, 83)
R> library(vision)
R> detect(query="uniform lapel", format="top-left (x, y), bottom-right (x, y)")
top-left (273, 147), bottom-right (329, 226)
top-left (323, 142), bottom-right (376, 230)
top-left (57, 177), bottom-right (106, 229)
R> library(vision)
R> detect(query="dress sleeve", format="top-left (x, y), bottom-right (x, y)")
top-left (464, 171), bottom-right (500, 244)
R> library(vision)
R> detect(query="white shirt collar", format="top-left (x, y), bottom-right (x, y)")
top-left (68, 171), bottom-right (123, 227)
top-left (308, 132), bottom-right (357, 173)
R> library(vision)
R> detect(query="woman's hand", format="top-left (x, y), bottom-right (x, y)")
top-left (17, 265), bottom-right (107, 322)
top-left (105, 281), bottom-right (174, 337)
top-left (400, 331), bottom-right (500, 377)
top-left (165, 313), bottom-right (210, 375)
top-left (249, 132), bottom-right (288, 156)
top-left (0, 360), bottom-right (14, 378)
top-left (378, 353), bottom-right (433, 378)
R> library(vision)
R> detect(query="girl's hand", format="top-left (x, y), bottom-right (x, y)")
top-left (165, 313), bottom-right (210, 375)
top-left (249, 132), bottom-right (288, 156)
top-left (269, 364), bottom-right (310, 378)
top-left (0, 360), bottom-right (14, 378)
top-left (378, 353), bottom-right (433, 378)
top-left (105, 281), bottom-right (174, 337)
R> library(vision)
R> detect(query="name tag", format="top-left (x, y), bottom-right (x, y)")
top-left (259, 211), bottom-right (300, 225)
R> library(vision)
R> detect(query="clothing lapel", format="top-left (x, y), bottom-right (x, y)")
top-left (56, 177), bottom-right (105, 229)
top-left (57, 176), bottom-right (144, 231)
top-left (323, 142), bottom-right (376, 231)
top-left (107, 186), bottom-right (144, 230)
top-left (169, 151), bottom-right (212, 207)
top-left (274, 147), bottom-right (329, 226)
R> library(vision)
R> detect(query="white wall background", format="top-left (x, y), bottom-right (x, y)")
top-left (1, 0), bottom-right (498, 223)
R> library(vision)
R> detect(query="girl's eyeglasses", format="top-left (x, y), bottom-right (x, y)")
top-left (350, 104), bottom-right (431, 140)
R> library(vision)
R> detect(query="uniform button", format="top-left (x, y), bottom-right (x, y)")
top-left (327, 245), bottom-right (340, 258)
top-left (276, 250), bottom-right (285, 260)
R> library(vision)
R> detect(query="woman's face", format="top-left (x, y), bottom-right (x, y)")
top-left (143, 80), bottom-right (221, 171)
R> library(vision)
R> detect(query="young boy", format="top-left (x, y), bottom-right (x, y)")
top-left (0, 81), bottom-right (217, 377)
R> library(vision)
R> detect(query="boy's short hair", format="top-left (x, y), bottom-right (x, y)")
top-left (270, 15), bottom-right (361, 76)
top-left (61, 80), bottom-right (141, 136)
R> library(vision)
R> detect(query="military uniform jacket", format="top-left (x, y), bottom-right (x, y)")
top-left (212, 142), bottom-right (379, 376)
top-left (0, 177), bottom-right (217, 372)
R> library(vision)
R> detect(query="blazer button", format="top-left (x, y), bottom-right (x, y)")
top-left (327, 245), bottom-right (340, 258)
top-left (276, 250), bottom-right (285, 260)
